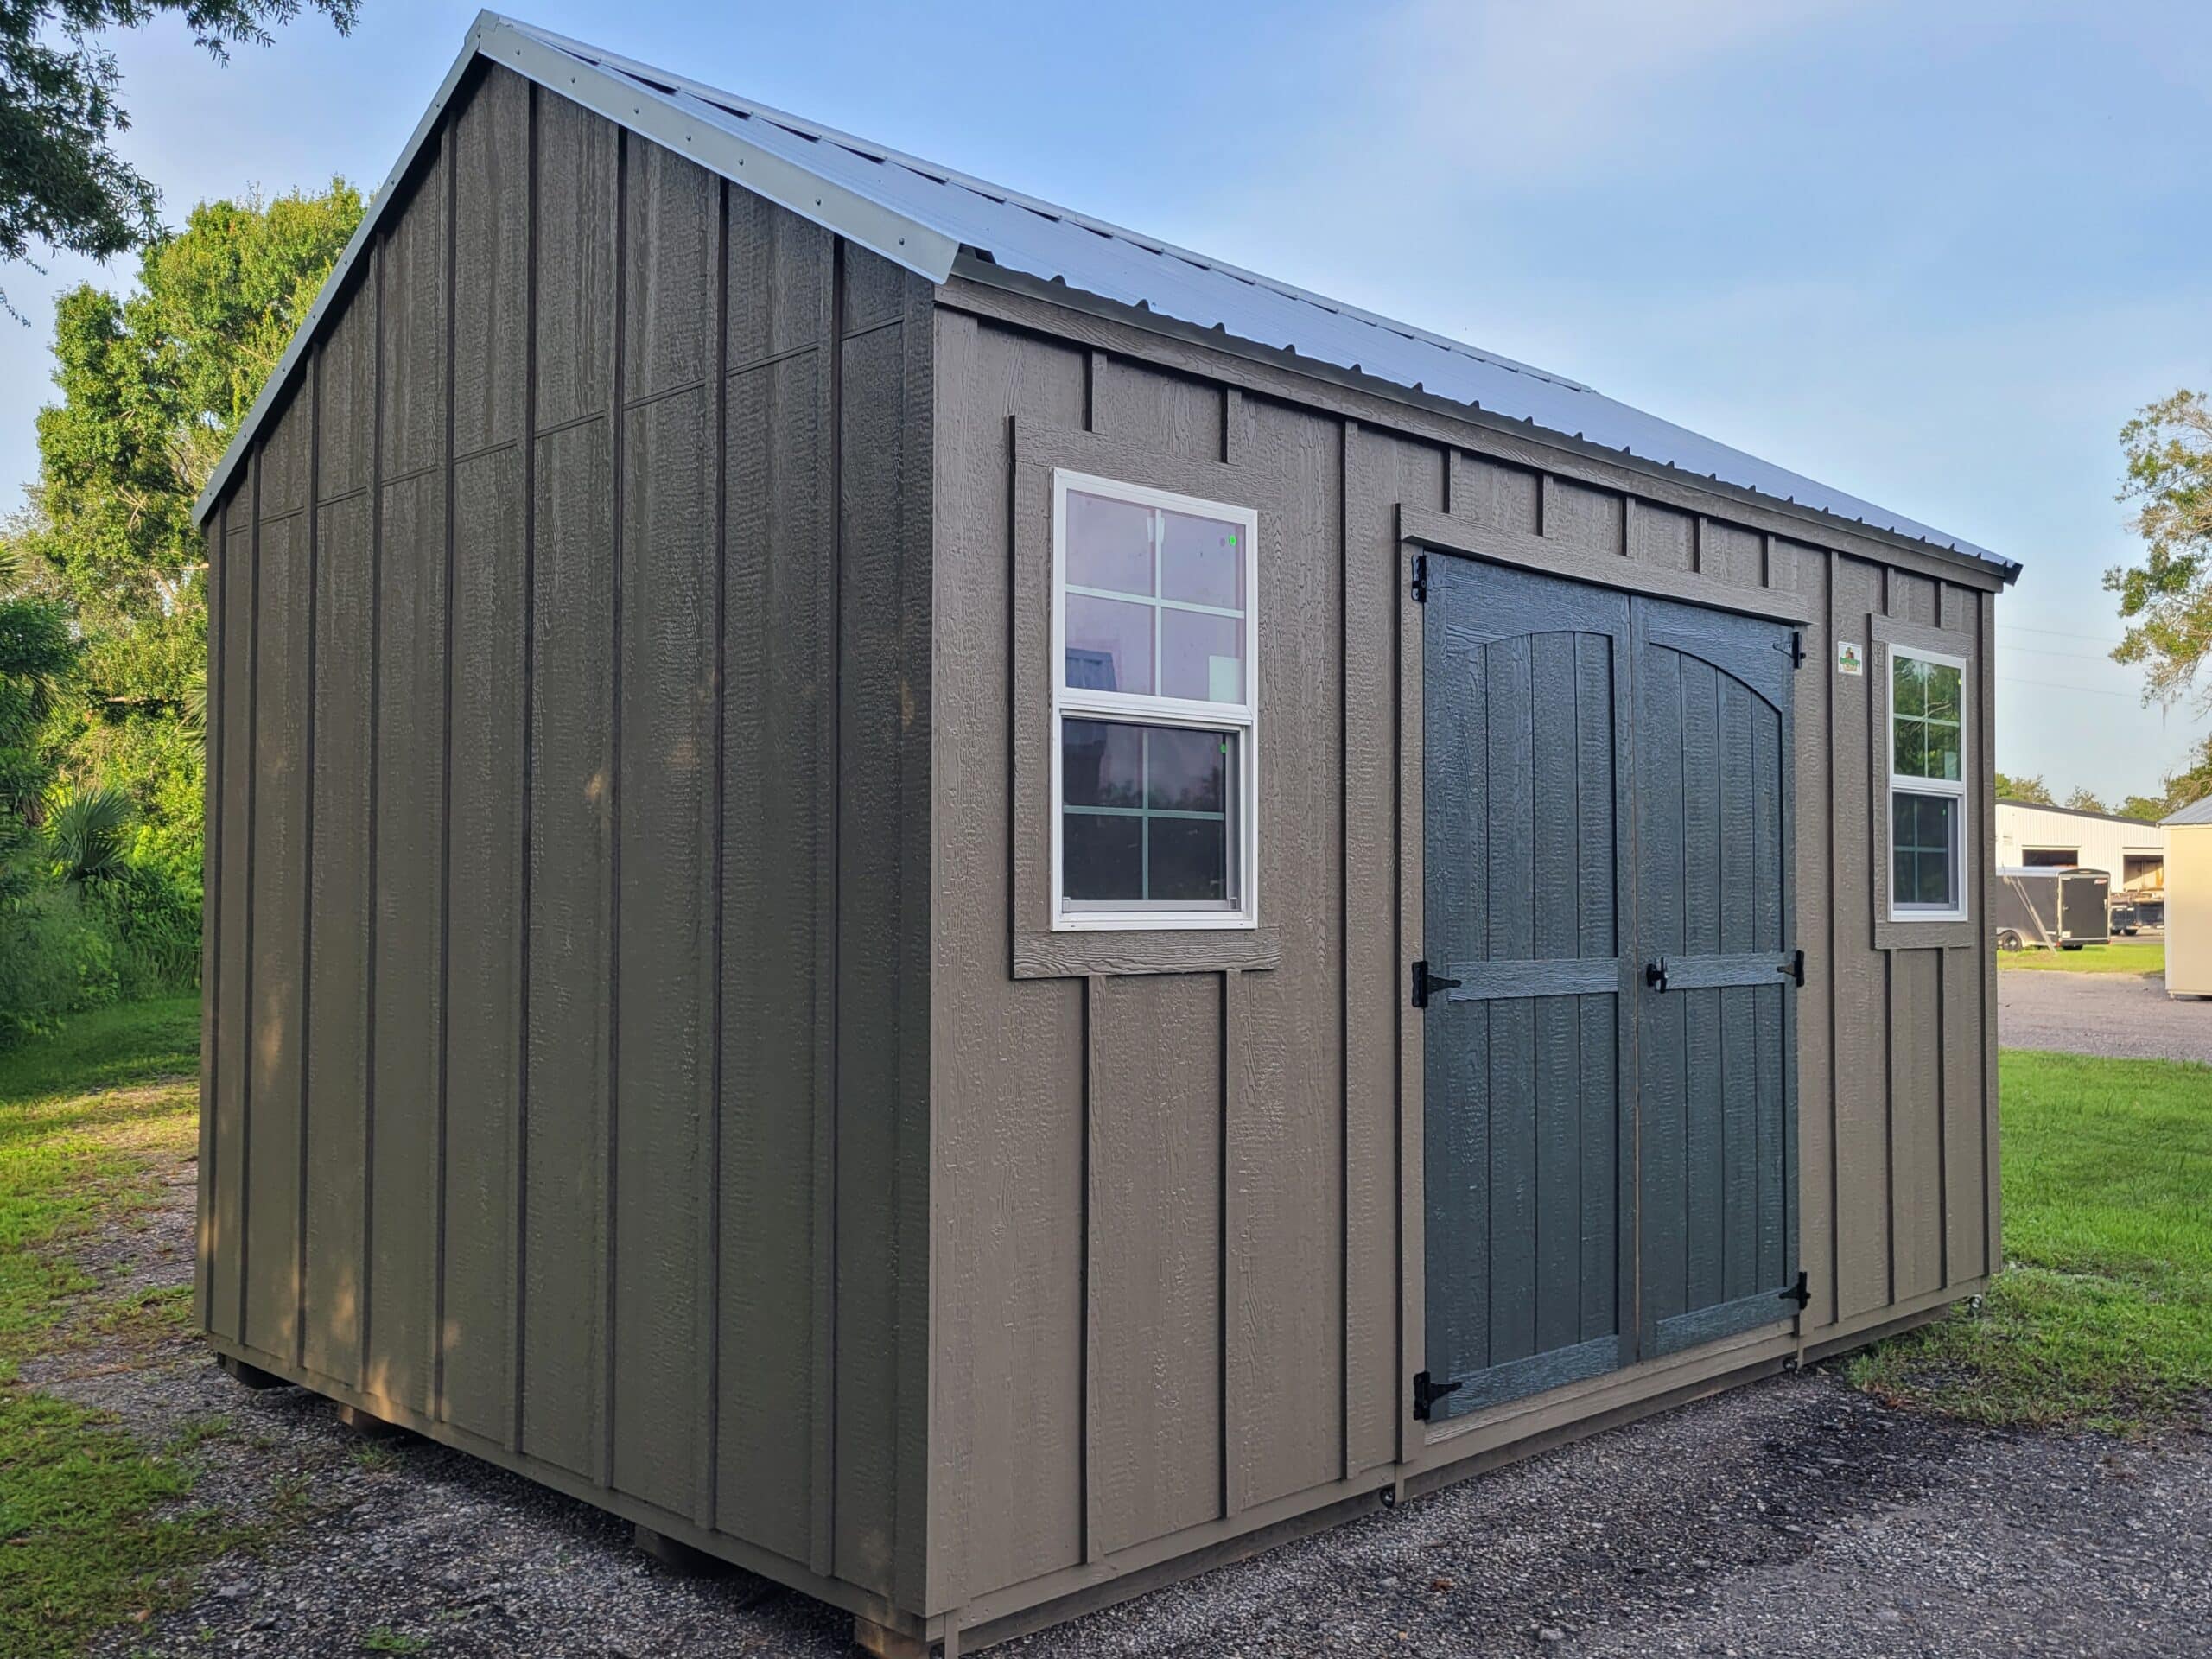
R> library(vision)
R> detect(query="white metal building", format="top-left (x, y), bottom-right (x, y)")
top-left (1994, 799), bottom-right (2165, 890)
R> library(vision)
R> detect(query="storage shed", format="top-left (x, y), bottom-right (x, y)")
top-left (193, 15), bottom-right (2022, 1654)
top-left (2162, 797), bottom-right (2212, 996)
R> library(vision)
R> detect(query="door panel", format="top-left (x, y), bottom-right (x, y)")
top-left (1422, 561), bottom-right (1630, 1420)
top-left (1631, 596), bottom-right (1797, 1356)
top-left (1421, 558), bottom-right (1799, 1421)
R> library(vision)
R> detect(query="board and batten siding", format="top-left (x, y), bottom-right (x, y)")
top-left (927, 288), bottom-right (2000, 1622)
top-left (197, 61), bottom-right (933, 1608)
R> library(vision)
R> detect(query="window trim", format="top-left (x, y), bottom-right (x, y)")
top-left (1886, 643), bottom-right (1971, 925)
top-left (1049, 467), bottom-right (1261, 932)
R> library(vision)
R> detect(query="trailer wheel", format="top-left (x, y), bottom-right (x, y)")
top-left (1997, 929), bottom-right (2024, 952)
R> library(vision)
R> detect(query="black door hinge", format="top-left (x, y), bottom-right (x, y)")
top-left (1779, 948), bottom-right (1805, 988)
top-left (1412, 1370), bottom-right (1463, 1421)
top-left (1410, 959), bottom-right (1462, 1008)
top-left (1778, 631), bottom-right (1806, 668)
top-left (1643, 957), bottom-right (1669, 994)
top-left (1411, 553), bottom-right (1430, 604)
top-left (1780, 1270), bottom-right (1810, 1311)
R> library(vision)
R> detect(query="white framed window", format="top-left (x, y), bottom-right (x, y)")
top-left (1049, 469), bottom-right (1259, 931)
top-left (1889, 646), bottom-right (1969, 921)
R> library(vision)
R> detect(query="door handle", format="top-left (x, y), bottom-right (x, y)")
top-left (1643, 958), bottom-right (1669, 993)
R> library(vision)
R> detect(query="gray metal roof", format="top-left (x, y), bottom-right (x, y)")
top-left (2164, 796), bottom-right (2212, 826)
top-left (194, 10), bottom-right (2021, 580)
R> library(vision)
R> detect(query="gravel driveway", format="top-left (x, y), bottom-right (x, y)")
top-left (34, 1154), bottom-right (2210, 1659)
top-left (1999, 963), bottom-right (2212, 1062)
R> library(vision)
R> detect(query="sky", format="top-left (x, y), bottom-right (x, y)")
top-left (4, 0), bottom-right (2209, 802)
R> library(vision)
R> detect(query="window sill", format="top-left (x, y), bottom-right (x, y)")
top-left (1872, 914), bottom-right (1979, 950)
top-left (1014, 926), bottom-right (1281, 979)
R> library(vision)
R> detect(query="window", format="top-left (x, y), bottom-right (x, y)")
top-left (2021, 848), bottom-right (2078, 868)
top-left (1051, 471), bottom-right (1258, 930)
top-left (1889, 648), bottom-right (1968, 920)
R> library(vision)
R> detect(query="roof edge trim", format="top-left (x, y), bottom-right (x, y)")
top-left (194, 10), bottom-right (958, 526)
top-left (948, 258), bottom-right (2023, 588)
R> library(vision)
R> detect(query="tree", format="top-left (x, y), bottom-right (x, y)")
top-left (3, 180), bottom-right (362, 886)
top-left (2120, 794), bottom-right (2169, 823)
top-left (2107, 390), bottom-right (2212, 708)
top-left (1995, 772), bottom-right (2054, 804)
top-left (2158, 733), bottom-right (2212, 820)
top-left (0, 0), bottom-right (359, 315)
top-left (2063, 785), bottom-right (2109, 816)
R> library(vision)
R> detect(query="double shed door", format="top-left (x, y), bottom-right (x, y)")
top-left (1420, 555), bottom-right (1799, 1423)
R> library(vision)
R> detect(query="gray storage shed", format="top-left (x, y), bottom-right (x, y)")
top-left (194, 15), bottom-right (2021, 1653)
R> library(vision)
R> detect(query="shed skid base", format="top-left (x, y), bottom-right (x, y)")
top-left (854, 1614), bottom-right (933, 1659)
top-left (334, 1402), bottom-right (408, 1438)
top-left (215, 1352), bottom-right (287, 1391)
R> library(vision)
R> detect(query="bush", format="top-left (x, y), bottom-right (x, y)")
top-left (79, 867), bottom-right (200, 997)
top-left (0, 887), bottom-right (122, 1049)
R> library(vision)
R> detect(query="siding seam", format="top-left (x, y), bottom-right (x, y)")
top-left (362, 237), bottom-right (385, 1377)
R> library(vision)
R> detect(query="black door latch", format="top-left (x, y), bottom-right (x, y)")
top-left (1412, 1370), bottom-right (1464, 1421)
top-left (1410, 960), bottom-right (1463, 1008)
top-left (1643, 958), bottom-right (1669, 993)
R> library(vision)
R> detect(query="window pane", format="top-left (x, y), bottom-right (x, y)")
top-left (1063, 718), bottom-right (1144, 808)
top-left (1893, 717), bottom-right (1926, 779)
top-left (1893, 791), bottom-right (1956, 909)
top-left (1067, 490), bottom-right (1154, 598)
top-left (1893, 655), bottom-right (1925, 717)
top-left (1064, 811), bottom-right (1142, 900)
top-left (1928, 720), bottom-right (1962, 782)
top-left (1160, 508), bottom-right (1244, 610)
top-left (1066, 594), bottom-right (1154, 695)
top-left (1149, 817), bottom-right (1227, 902)
top-left (1147, 725), bottom-right (1227, 812)
top-left (1160, 607), bottom-right (1244, 703)
top-left (1925, 663), bottom-right (1961, 721)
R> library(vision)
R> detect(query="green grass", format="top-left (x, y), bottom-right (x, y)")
top-left (0, 993), bottom-right (248, 1657)
top-left (1997, 939), bottom-right (2164, 976)
top-left (1850, 1049), bottom-right (2212, 1433)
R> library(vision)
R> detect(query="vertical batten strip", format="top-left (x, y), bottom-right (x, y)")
top-left (434, 120), bottom-right (461, 1424)
top-left (1219, 967), bottom-right (1241, 1521)
top-left (810, 234), bottom-right (845, 1584)
top-left (701, 175), bottom-right (732, 1534)
top-left (1978, 590), bottom-right (2000, 1271)
top-left (1338, 418), bottom-right (1355, 1484)
top-left (510, 74), bottom-right (540, 1463)
top-left (1081, 973), bottom-right (1100, 1565)
top-left (238, 453), bottom-right (263, 1341)
top-left (296, 341), bottom-right (324, 1369)
top-left (601, 124), bottom-right (629, 1492)
top-left (361, 240), bottom-right (385, 1375)
top-left (1823, 547), bottom-right (1840, 1322)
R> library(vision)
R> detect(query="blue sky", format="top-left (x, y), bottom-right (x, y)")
top-left (6, 0), bottom-right (2209, 801)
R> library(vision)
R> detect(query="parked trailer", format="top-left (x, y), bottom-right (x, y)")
top-left (1993, 866), bottom-right (2111, 950)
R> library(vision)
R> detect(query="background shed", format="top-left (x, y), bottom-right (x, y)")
top-left (194, 15), bottom-right (2018, 1655)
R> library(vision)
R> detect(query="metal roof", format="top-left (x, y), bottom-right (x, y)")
top-left (1997, 798), bottom-right (2165, 829)
top-left (194, 10), bottom-right (2021, 580)
top-left (2164, 796), bottom-right (2212, 827)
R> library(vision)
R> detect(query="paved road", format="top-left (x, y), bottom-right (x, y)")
top-left (1998, 963), bottom-right (2212, 1063)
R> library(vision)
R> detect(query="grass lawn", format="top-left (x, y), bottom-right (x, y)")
top-left (1998, 939), bottom-right (2164, 976)
top-left (1850, 1047), bottom-right (2212, 1434)
top-left (0, 994), bottom-right (251, 1659)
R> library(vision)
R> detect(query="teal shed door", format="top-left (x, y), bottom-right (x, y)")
top-left (1421, 556), bottom-right (1798, 1424)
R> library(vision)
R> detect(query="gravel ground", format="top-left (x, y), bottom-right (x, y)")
top-left (29, 1139), bottom-right (2212, 1658)
top-left (1999, 963), bottom-right (2212, 1062)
